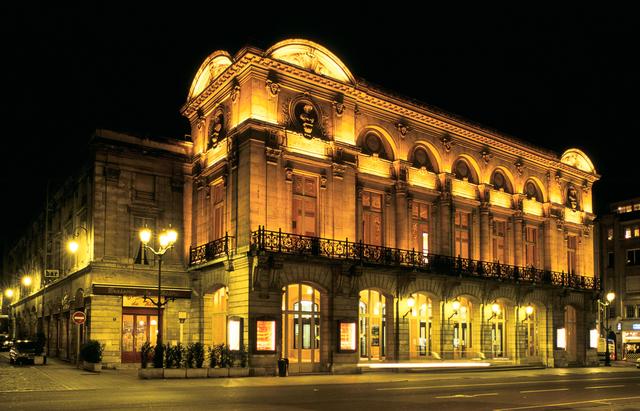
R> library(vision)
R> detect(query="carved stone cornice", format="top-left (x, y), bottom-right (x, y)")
top-left (182, 51), bottom-right (599, 182)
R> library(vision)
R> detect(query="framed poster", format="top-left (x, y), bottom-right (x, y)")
top-left (338, 321), bottom-right (357, 352)
top-left (256, 320), bottom-right (276, 352)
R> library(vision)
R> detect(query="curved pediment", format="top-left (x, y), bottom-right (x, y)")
top-left (266, 39), bottom-right (355, 85)
top-left (560, 148), bottom-right (596, 174)
top-left (188, 51), bottom-right (234, 100)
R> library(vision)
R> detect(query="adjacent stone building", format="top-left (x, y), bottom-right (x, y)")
top-left (597, 197), bottom-right (640, 361)
top-left (7, 39), bottom-right (601, 371)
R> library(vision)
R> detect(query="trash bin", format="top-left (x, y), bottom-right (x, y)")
top-left (278, 358), bottom-right (289, 377)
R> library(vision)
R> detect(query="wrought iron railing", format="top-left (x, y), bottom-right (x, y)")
top-left (250, 227), bottom-right (600, 291)
top-left (189, 233), bottom-right (234, 266)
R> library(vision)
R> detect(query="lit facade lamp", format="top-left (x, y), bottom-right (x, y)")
top-left (67, 226), bottom-right (88, 254)
top-left (22, 276), bottom-right (32, 287)
top-left (449, 298), bottom-right (461, 321)
top-left (4, 288), bottom-right (14, 299)
top-left (488, 302), bottom-right (501, 320)
top-left (402, 294), bottom-right (416, 319)
top-left (139, 226), bottom-right (178, 349)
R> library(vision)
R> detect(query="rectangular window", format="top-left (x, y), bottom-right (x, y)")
top-left (627, 249), bottom-right (640, 265)
top-left (292, 175), bottom-right (317, 236)
top-left (626, 305), bottom-right (637, 319)
top-left (454, 211), bottom-right (470, 259)
top-left (567, 235), bottom-right (577, 274)
top-left (624, 227), bottom-right (632, 239)
top-left (363, 191), bottom-right (383, 246)
top-left (196, 188), bottom-right (208, 245)
top-left (525, 226), bottom-right (538, 268)
top-left (607, 252), bottom-right (615, 268)
top-left (607, 228), bottom-right (614, 241)
top-left (492, 220), bottom-right (506, 263)
top-left (211, 183), bottom-right (225, 240)
top-left (134, 173), bottom-right (155, 201)
top-left (411, 202), bottom-right (429, 256)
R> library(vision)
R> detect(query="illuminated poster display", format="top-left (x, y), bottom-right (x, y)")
top-left (589, 329), bottom-right (598, 349)
top-left (339, 321), bottom-right (356, 351)
top-left (556, 328), bottom-right (566, 349)
top-left (256, 320), bottom-right (276, 351)
top-left (228, 319), bottom-right (241, 351)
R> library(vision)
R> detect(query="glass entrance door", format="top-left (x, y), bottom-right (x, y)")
top-left (122, 311), bottom-right (158, 363)
top-left (282, 284), bottom-right (321, 373)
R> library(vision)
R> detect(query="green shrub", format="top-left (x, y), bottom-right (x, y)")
top-left (153, 344), bottom-right (164, 368)
top-left (209, 343), bottom-right (230, 368)
top-left (187, 342), bottom-right (205, 368)
top-left (79, 340), bottom-right (103, 363)
top-left (140, 341), bottom-right (152, 368)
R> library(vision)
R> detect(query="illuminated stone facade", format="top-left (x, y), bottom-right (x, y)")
top-left (184, 39), bottom-right (601, 372)
top-left (7, 39), bottom-right (601, 372)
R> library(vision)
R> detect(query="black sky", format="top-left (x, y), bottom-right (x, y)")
top-left (1, 4), bottom-right (638, 246)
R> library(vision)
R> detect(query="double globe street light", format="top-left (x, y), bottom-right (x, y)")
top-left (599, 291), bottom-right (616, 366)
top-left (139, 226), bottom-right (178, 349)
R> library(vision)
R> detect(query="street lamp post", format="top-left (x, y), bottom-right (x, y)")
top-left (139, 227), bottom-right (177, 350)
top-left (599, 291), bottom-right (616, 366)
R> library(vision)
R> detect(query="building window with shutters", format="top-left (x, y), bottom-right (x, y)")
top-left (454, 211), bottom-right (470, 259)
top-left (525, 226), bottom-right (538, 268)
top-left (411, 202), bottom-right (429, 258)
top-left (492, 220), bottom-right (506, 263)
top-left (211, 182), bottom-right (225, 240)
top-left (567, 235), bottom-right (577, 274)
top-left (292, 175), bottom-right (317, 236)
top-left (362, 191), bottom-right (383, 246)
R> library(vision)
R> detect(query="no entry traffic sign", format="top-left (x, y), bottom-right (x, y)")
top-left (72, 311), bottom-right (86, 325)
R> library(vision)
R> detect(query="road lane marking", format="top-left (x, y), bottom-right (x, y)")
top-left (435, 393), bottom-right (498, 399)
top-left (584, 385), bottom-right (625, 389)
top-left (376, 375), bottom-right (640, 391)
top-left (493, 395), bottom-right (640, 410)
top-left (520, 388), bottom-right (569, 394)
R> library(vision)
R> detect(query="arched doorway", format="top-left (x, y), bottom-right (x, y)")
top-left (565, 305), bottom-right (577, 362)
top-left (282, 284), bottom-right (321, 373)
top-left (487, 301), bottom-right (506, 358)
top-left (449, 297), bottom-right (473, 358)
top-left (406, 293), bottom-right (434, 359)
top-left (359, 289), bottom-right (386, 360)
top-left (521, 304), bottom-right (539, 358)
top-left (211, 287), bottom-right (228, 346)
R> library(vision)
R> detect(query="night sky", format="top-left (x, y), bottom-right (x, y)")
top-left (1, 4), bottom-right (638, 248)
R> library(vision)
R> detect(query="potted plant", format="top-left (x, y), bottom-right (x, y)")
top-left (139, 343), bottom-right (164, 379)
top-left (229, 344), bottom-right (250, 377)
top-left (186, 342), bottom-right (207, 378)
top-left (208, 343), bottom-right (229, 377)
top-left (164, 344), bottom-right (186, 378)
top-left (79, 340), bottom-right (103, 372)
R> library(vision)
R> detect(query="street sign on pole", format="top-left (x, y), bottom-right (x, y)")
top-left (72, 311), bottom-right (86, 325)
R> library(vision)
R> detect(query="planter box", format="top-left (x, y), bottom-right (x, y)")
top-left (138, 368), bottom-right (164, 379)
top-left (228, 367), bottom-right (250, 377)
top-left (83, 361), bottom-right (102, 372)
top-left (208, 367), bottom-right (229, 378)
top-left (163, 368), bottom-right (186, 379)
top-left (186, 368), bottom-right (207, 378)
top-left (33, 355), bottom-right (45, 365)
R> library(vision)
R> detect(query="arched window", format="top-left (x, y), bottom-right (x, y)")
top-left (453, 159), bottom-right (477, 184)
top-left (524, 180), bottom-right (542, 202)
top-left (491, 170), bottom-right (512, 193)
top-left (360, 131), bottom-right (391, 160)
top-left (412, 147), bottom-right (434, 171)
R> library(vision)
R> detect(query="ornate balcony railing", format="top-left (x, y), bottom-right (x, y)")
top-left (189, 233), bottom-right (234, 266)
top-left (251, 227), bottom-right (600, 291)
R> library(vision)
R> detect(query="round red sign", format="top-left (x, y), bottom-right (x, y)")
top-left (72, 311), bottom-right (86, 325)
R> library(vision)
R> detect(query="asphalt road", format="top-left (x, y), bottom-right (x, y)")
top-left (1, 354), bottom-right (639, 410)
